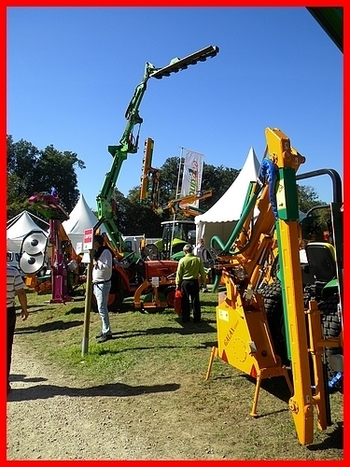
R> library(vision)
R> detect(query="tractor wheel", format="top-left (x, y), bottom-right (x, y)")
top-left (91, 290), bottom-right (124, 313)
top-left (320, 294), bottom-right (342, 392)
top-left (91, 295), bottom-right (98, 312)
top-left (107, 289), bottom-right (125, 312)
top-left (261, 280), bottom-right (288, 363)
top-left (91, 273), bottom-right (125, 313)
top-left (108, 271), bottom-right (124, 312)
top-left (162, 285), bottom-right (176, 308)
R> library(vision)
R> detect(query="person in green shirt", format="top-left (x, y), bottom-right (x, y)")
top-left (175, 243), bottom-right (206, 323)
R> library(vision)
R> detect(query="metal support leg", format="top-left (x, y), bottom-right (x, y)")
top-left (205, 346), bottom-right (218, 380)
top-left (250, 371), bottom-right (263, 417)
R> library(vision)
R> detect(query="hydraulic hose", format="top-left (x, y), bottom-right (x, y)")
top-left (259, 158), bottom-right (278, 220)
top-left (210, 185), bottom-right (260, 293)
top-left (210, 182), bottom-right (260, 254)
top-left (210, 157), bottom-right (278, 293)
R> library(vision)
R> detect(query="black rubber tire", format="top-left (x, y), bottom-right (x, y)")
top-left (108, 272), bottom-right (124, 312)
top-left (91, 271), bottom-right (125, 313)
top-left (320, 294), bottom-right (342, 392)
top-left (161, 285), bottom-right (176, 308)
top-left (107, 290), bottom-right (125, 312)
top-left (261, 280), bottom-right (288, 363)
top-left (262, 284), bottom-right (343, 392)
top-left (91, 296), bottom-right (98, 313)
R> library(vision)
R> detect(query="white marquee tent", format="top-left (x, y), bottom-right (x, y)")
top-left (195, 147), bottom-right (261, 248)
top-left (62, 193), bottom-right (105, 252)
top-left (7, 211), bottom-right (49, 253)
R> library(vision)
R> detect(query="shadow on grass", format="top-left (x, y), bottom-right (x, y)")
top-left (95, 343), bottom-right (211, 357)
top-left (199, 299), bottom-right (218, 307)
top-left (26, 304), bottom-right (51, 310)
top-left (240, 374), bottom-right (292, 404)
top-left (8, 381), bottom-right (180, 402)
top-left (307, 421), bottom-right (343, 451)
top-left (10, 373), bottom-right (47, 383)
top-left (65, 306), bottom-right (86, 315)
top-left (106, 321), bottom-right (217, 338)
top-left (21, 303), bottom-right (85, 314)
top-left (202, 341), bottom-right (218, 348)
top-left (14, 320), bottom-right (84, 334)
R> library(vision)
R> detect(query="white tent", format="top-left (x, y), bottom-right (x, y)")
top-left (195, 147), bottom-right (261, 248)
top-left (7, 211), bottom-right (49, 253)
top-left (62, 193), bottom-right (104, 252)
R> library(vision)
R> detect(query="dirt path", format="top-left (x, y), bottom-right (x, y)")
top-left (7, 330), bottom-right (343, 461)
top-left (6, 335), bottom-right (227, 460)
top-left (7, 337), bottom-right (150, 460)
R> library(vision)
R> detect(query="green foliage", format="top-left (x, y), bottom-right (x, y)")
top-left (297, 184), bottom-right (325, 214)
top-left (124, 158), bottom-right (240, 232)
top-left (202, 164), bottom-right (239, 207)
top-left (119, 192), bottom-right (165, 237)
top-left (7, 134), bottom-right (86, 219)
top-left (157, 156), bottom-right (181, 201)
top-left (297, 185), bottom-right (330, 239)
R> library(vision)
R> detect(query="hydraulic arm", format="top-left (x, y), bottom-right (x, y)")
top-left (206, 128), bottom-right (338, 445)
top-left (161, 190), bottom-right (213, 217)
top-left (96, 45), bottom-right (219, 252)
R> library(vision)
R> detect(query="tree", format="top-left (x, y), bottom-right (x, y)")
top-left (119, 157), bottom-right (241, 235)
top-left (7, 135), bottom-right (86, 219)
top-left (34, 145), bottom-right (85, 211)
top-left (297, 185), bottom-right (324, 214)
top-left (107, 188), bottom-right (164, 238)
top-left (132, 156), bottom-right (240, 215)
top-left (297, 184), bottom-right (330, 240)
top-left (201, 164), bottom-right (239, 209)
top-left (7, 136), bottom-right (40, 218)
top-left (156, 156), bottom-right (181, 202)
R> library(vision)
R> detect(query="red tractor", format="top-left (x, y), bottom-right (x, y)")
top-left (93, 253), bottom-right (178, 313)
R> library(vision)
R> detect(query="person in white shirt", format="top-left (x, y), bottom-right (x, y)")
top-left (194, 238), bottom-right (209, 292)
top-left (7, 264), bottom-right (28, 393)
top-left (92, 235), bottom-right (113, 343)
top-left (194, 238), bottom-right (204, 257)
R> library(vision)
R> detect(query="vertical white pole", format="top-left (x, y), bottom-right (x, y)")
top-left (175, 147), bottom-right (184, 197)
top-left (170, 147), bottom-right (185, 257)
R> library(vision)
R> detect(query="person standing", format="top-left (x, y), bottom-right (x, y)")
top-left (7, 264), bottom-right (28, 393)
top-left (194, 238), bottom-right (209, 292)
top-left (175, 243), bottom-right (206, 323)
top-left (194, 238), bottom-right (205, 257)
top-left (92, 234), bottom-right (113, 343)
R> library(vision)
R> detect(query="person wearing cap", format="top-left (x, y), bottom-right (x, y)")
top-left (175, 243), bottom-right (206, 323)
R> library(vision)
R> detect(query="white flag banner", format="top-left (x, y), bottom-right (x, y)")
top-left (180, 150), bottom-right (204, 208)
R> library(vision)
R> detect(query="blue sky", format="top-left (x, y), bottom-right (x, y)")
top-left (7, 6), bottom-right (343, 211)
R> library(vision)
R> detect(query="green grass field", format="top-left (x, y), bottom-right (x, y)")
top-left (13, 287), bottom-right (343, 459)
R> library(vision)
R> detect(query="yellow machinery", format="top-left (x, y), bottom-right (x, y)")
top-left (140, 136), bottom-right (212, 218)
top-left (161, 190), bottom-right (213, 218)
top-left (205, 128), bottom-right (343, 445)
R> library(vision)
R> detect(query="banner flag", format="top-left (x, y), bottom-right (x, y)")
top-left (180, 150), bottom-right (204, 207)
